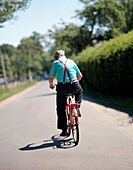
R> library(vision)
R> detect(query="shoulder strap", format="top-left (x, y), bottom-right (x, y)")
top-left (59, 59), bottom-right (72, 83)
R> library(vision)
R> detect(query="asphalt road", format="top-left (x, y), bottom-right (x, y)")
top-left (0, 81), bottom-right (133, 170)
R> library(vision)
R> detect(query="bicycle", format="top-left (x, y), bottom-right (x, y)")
top-left (65, 93), bottom-right (79, 145)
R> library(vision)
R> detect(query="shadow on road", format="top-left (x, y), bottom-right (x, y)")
top-left (29, 93), bottom-right (56, 98)
top-left (83, 95), bottom-right (133, 116)
top-left (19, 135), bottom-right (76, 151)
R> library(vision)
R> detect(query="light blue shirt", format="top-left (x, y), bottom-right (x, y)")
top-left (50, 56), bottom-right (81, 83)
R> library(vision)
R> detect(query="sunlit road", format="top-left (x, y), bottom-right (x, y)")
top-left (0, 81), bottom-right (133, 170)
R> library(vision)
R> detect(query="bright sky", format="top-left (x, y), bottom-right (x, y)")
top-left (0, 0), bottom-right (83, 47)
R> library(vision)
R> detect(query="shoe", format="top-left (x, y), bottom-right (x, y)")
top-left (77, 108), bottom-right (81, 117)
top-left (65, 131), bottom-right (70, 137)
top-left (60, 130), bottom-right (69, 137)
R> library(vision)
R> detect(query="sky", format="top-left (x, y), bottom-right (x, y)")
top-left (0, 0), bottom-right (83, 47)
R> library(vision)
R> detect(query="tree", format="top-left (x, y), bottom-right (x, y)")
top-left (0, 32), bottom-right (51, 81)
top-left (17, 32), bottom-right (44, 81)
top-left (0, 44), bottom-right (16, 57)
top-left (3, 53), bottom-right (13, 78)
top-left (76, 0), bottom-right (126, 44)
top-left (46, 22), bottom-right (91, 57)
top-left (0, 0), bottom-right (31, 88)
top-left (41, 52), bottom-right (51, 74)
top-left (0, 50), bottom-right (8, 89)
top-left (0, 44), bottom-right (21, 80)
top-left (119, 0), bottom-right (133, 33)
top-left (0, 0), bottom-right (31, 24)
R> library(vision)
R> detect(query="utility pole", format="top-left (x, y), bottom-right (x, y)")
top-left (0, 49), bottom-right (8, 90)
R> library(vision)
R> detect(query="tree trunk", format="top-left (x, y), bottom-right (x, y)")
top-left (28, 70), bottom-right (33, 82)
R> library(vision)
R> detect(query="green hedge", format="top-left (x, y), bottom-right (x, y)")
top-left (76, 31), bottom-right (133, 96)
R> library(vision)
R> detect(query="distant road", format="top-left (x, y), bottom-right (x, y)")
top-left (0, 81), bottom-right (133, 170)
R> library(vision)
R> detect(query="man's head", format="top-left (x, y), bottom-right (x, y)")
top-left (53, 50), bottom-right (65, 60)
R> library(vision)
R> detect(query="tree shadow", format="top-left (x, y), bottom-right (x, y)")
top-left (19, 135), bottom-right (76, 151)
top-left (83, 95), bottom-right (133, 117)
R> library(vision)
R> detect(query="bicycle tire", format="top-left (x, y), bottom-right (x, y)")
top-left (72, 124), bottom-right (79, 145)
top-left (66, 106), bottom-right (71, 136)
top-left (71, 110), bottom-right (79, 145)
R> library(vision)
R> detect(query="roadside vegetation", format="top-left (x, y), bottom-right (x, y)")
top-left (76, 31), bottom-right (133, 96)
top-left (77, 30), bottom-right (133, 115)
top-left (0, 81), bottom-right (36, 102)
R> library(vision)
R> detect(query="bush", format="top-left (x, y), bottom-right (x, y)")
top-left (76, 31), bottom-right (133, 96)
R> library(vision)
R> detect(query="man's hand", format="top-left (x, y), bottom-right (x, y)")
top-left (49, 84), bottom-right (55, 89)
top-left (77, 74), bottom-right (83, 81)
top-left (49, 76), bottom-right (55, 89)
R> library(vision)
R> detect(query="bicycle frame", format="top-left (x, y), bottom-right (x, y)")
top-left (71, 103), bottom-right (79, 125)
top-left (65, 94), bottom-right (80, 145)
top-left (66, 95), bottom-right (79, 129)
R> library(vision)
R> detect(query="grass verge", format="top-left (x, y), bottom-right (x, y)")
top-left (0, 81), bottom-right (36, 102)
top-left (84, 89), bottom-right (133, 116)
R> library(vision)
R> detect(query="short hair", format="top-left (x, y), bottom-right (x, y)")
top-left (59, 50), bottom-right (65, 56)
top-left (53, 50), bottom-right (65, 60)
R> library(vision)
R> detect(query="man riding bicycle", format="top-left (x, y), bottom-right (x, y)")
top-left (49, 50), bottom-right (83, 136)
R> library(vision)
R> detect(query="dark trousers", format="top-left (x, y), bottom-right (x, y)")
top-left (56, 82), bottom-right (83, 130)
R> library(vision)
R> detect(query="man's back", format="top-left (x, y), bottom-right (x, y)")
top-left (50, 56), bottom-right (81, 83)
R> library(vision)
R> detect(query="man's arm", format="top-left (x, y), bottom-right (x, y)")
top-left (73, 61), bottom-right (83, 82)
top-left (77, 74), bottom-right (83, 82)
top-left (49, 76), bottom-right (55, 89)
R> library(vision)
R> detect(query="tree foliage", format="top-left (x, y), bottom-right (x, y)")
top-left (0, 32), bottom-right (51, 80)
top-left (76, 0), bottom-right (126, 44)
top-left (75, 30), bottom-right (133, 96)
top-left (17, 32), bottom-right (45, 80)
top-left (0, 0), bottom-right (31, 24)
top-left (120, 0), bottom-right (133, 33)
top-left (46, 22), bottom-right (91, 57)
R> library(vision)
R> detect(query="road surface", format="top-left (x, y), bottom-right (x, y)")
top-left (0, 81), bottom-right (133, 170)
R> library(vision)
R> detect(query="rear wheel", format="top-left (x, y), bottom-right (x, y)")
top-left (72, 124), bottom-right (79, 145)
top-left (66, 107), bottom-right (71, 136)
top-left (71, 110), bottom-right (79, 145)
